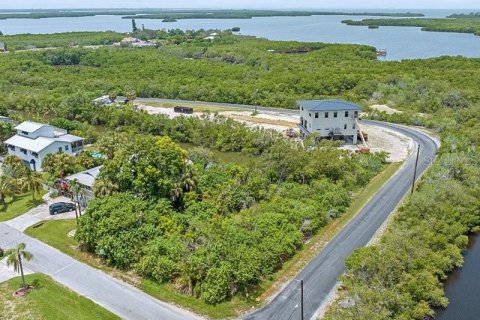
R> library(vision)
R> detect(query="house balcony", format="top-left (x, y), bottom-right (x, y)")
top-left (72, 145), bottom-right (84, 153)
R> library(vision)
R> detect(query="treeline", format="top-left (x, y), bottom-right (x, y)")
top-left (122, 10), bottom-right (424, 20)
top-left (0, 9), bottom-right (424, 20)
top-left (342, 17), bottom-right (480, 36)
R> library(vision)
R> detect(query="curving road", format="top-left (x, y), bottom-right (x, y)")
top-left (245, 120), bottom-right (439, 320)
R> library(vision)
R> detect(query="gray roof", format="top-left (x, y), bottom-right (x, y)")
top-left (297, 100), bottom-right (362, 112)
top-left (15, 121), bottom-right (51, 133)
top-left (5, 135), bottom-right (56, 153)
top-left (65, 166), bottom-right (102, 188)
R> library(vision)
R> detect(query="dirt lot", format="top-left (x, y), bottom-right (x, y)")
top-left (139, 103), bottom-right (413, 162)
top-left (369, 104), bottom-right (402, 114)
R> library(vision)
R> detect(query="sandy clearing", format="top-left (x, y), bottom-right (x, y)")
top-left (139, 102), bottom-right (413, 162)
top-left (370, 104), bottom-right (402, 114)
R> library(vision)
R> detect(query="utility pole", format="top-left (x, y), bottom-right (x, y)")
top-left (411, 144), bottom-right (421, 195)
top-left (300, 280), bottom-right (304, 320)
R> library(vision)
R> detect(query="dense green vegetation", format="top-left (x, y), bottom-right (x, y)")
top-left (0, 273), bottom-right (119, 320)
top-left (0, 9), bottom-right (424, 20)
top-left (343, 16), bottom-right (480, 36)
top-left (1, 31), bottom-right (480, 317)
top-left (75, 128), bottom-right (386, 304)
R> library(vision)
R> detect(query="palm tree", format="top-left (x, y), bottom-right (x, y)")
top-left (5, 243), bottom-right (33, 289)
top-left (93, 179), bottom-right (118, 198)
top-left (69, 179), bottom-right (82, 218)
top-left (0, 175), bottom-right (19, 206)
top-left (0, 164), bottom-right (23, 205)
top-left (20, 169), bottom-right (43, 200)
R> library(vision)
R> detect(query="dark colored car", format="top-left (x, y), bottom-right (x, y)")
top-left (49, 202), bottom-right (76, 215)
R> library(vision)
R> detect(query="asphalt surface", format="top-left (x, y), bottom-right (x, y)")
top-left (245, 120), bottom-right (439, 320)
top-left (0, 224), bottom-right (202, 320)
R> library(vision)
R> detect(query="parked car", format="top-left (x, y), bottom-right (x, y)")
top-left (49, 202), bottom-right (76, 215)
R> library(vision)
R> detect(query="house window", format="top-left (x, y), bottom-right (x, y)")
top-left (334, 112), bottom-right (338, 118)
top-left (353, 123), bottom-right (356, 129)
top-left (344, 124), bottom-right (347, 130)
top-left (315, 112), bottom-right (319, 118)
top-left (345, 111), bottom-right (349, 117)
top-left (325, 112), bottom-right (329, 118)
top-left (65, 145), bottom-right (69, 151)
top-left (309, 113), bottom-right (311, 117)
top-left (32, 152), bottom-right (38, 158)
top-left (20, 148), bottom-right (27, 155)
top-left (301, 107), bottom-right (304, 111)
top-left (58, 147), bottom-right (62, 152)
top-left (21, 131), bottom-right (29, 135)
top-left (8, 145), bottom-right (15, 151)
top-left (354, 111), bottom-right (358, 117)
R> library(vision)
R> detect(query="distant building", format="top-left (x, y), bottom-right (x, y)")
top-left (0, 115), bottom-right (9, 123)
top-left (4, 121), bottom-right (84, 171)
top-left (298, 100), bottom-right (361, 144)
top-left (117, 37), bottom-right (155, 48)
top-left (0, 42), bottom-right (6, 52)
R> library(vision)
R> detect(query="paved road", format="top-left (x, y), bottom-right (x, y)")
top-left (136, 97), bottom-right (298, 114)
top-left (0, 224), bottom-right (202, 320)
top-left (138, 98), bottom-right (440, 320)
top-left (244, 120), bottom-right (439, 320)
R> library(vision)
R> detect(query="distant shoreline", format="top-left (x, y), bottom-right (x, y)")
top-left (0, 9), bottom-right (425, 20)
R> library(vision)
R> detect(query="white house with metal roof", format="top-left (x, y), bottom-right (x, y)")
top-left (4, 121), bottom-right (85, 171)
top-left (298, 100), bottom-right (362, 144)
top-left (61, 166), bottom-right (102, 206)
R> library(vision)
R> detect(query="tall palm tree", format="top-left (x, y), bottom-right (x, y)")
top-left (5, 243), bottom-right (33, 289)
top-left (20, 169), bottom-right (44, 200)
top-left (69, 179), bottom-right (82, 218)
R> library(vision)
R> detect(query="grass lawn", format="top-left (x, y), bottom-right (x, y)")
top-left (0, 191), bottom-right (46, 222)
top-left (24, 162), bottom-right (402, 319)
top-left (0, 273), bottom-right (119, 320)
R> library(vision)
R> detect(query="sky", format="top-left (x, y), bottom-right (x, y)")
top-left (0, 0), bottom-right (479, 10)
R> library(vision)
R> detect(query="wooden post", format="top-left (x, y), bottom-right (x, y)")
top-left (411, 144), bottom-right (421, 195)
top-left (300, 280), bottom-right (304, 320)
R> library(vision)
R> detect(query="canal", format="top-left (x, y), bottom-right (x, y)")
top-left (435, 232), bottom-right (480, 320)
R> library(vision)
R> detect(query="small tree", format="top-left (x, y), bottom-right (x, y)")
top-left (132, 19), bottom-right (138, 32)
top-left (5, 243), bottom-right (33, 289)
top-left (21, 169), bottom-right (44, 200)
top-left (124, 86), bottom-right (137, 105)
top-left (108, 91), bottom-right (117, 104)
